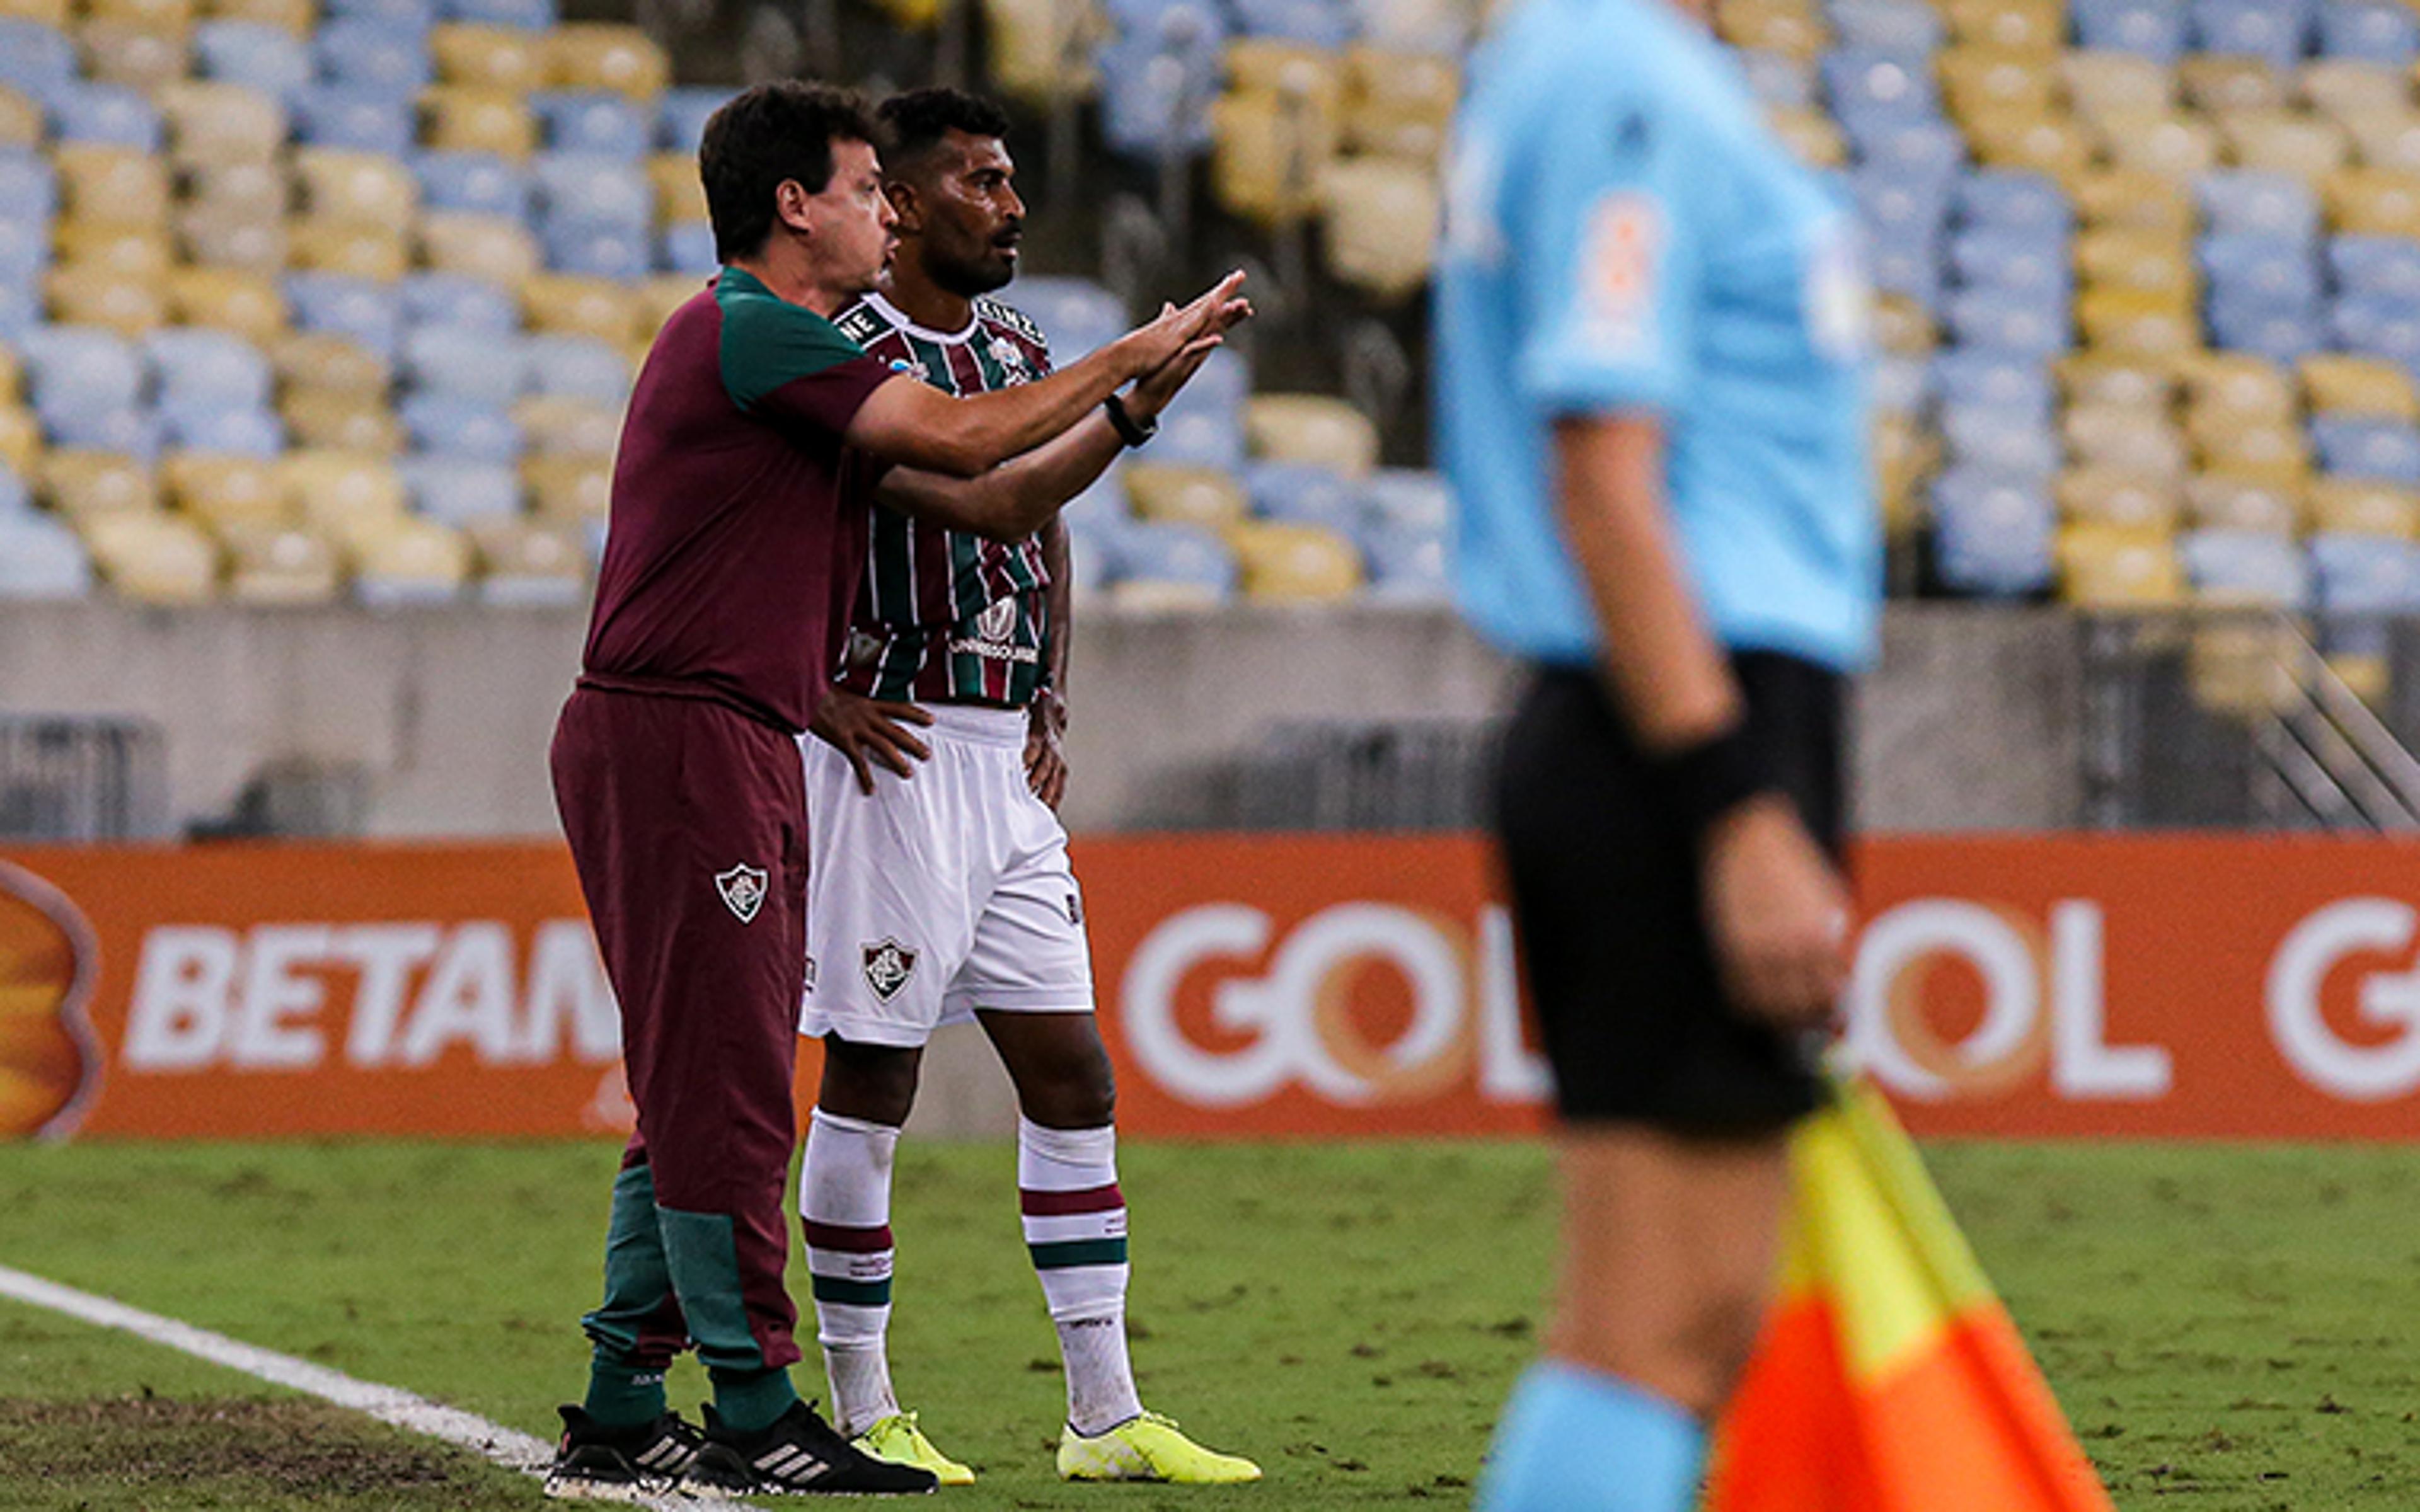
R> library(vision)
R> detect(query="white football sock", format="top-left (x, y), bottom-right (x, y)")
top-left (800, 1108), bottom-right (901, 1435)
top-left (1018, 1116), bottom-right (1141, 1435)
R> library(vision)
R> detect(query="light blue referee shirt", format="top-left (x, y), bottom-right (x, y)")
top-left (1435, 0), bottom-right (1882, 673)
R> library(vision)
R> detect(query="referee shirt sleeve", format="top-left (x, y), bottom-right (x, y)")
top-left (1512, 74), bottom-right (1702, 418)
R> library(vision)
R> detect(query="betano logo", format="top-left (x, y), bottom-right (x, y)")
top-left (0, 861), bottom-right (104, 1138)
top-left (120, 920), bottom-right (621, 1072)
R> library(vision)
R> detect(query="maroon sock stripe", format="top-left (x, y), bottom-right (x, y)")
top-left (800, 1220), bottom-right (894, 1253)
top-left (1020, 1183), bottom-right (1125, 1217)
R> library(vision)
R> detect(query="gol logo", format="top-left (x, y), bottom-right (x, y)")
top-left (0, 861), bottom-right (103, 1138)
top-left (1117, 902), bottom-right (1546, 1108)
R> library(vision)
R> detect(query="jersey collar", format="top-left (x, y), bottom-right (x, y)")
top-left (863, 290), bottom-right (981, 346)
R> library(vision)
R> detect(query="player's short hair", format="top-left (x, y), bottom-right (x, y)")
top-left (699, 81), bottom-right (879, 264)
top-left (876, 87), bottom-right (1013, 176)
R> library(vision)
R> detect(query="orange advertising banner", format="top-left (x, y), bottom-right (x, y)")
top-left (5, 834), bottom-right (2420, 1141)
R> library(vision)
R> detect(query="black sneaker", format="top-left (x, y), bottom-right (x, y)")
top-left (543, 1405), bottom-right (705, 1501)
top-left (683, 1400), bottom-right (939, 1496)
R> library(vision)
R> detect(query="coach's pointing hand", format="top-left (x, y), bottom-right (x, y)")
top-left (1701, 795), bottom-right (1851, 1029)
top-left (810, 688), bottom-right (935, 796)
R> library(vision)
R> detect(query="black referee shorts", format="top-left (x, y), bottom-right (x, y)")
top-left (1492, 651), bottom-right (1845, 1136)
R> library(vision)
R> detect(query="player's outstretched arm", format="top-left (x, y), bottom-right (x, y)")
top-left (845, 272), bottom-right (1248, 478)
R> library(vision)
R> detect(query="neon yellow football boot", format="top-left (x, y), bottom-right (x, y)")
top-left (853, 1411), bottom-right (976, 1486)
top-left (1056, 1411), bottom-right (1261, 1484)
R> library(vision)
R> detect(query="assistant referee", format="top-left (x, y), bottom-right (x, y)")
top-left (1436, 1), bottom-right (1882, 1508)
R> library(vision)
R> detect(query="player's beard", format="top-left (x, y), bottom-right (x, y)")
top-left (933, 239), bottom-right (1018, 299)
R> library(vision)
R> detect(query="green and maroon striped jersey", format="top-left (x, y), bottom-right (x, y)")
top-left (831, 292), bottom-right (1056, 707)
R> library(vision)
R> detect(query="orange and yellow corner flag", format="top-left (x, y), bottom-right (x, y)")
top-left (1705, 1080), bottom-right (2116, 1512)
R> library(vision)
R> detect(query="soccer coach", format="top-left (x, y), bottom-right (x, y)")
top-left (1435, 1), bottom-right (1883, 1509)
top-left (546, 82), bottom-right (1240, 1499)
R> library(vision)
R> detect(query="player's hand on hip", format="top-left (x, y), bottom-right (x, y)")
top-left (1700, 795), bottom-right (1851, 1030)
top-left (1024, 690), bottom-right (1069, 811)
top-left (809, 689), bottom-right (935, 795)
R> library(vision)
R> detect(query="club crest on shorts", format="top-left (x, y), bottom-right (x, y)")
top-left (861, 937), bottom-right (918, 1002)
top-left (714, 864), bottom-right (768, 924)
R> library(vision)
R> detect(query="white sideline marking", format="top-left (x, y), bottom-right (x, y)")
top-left (0, 1262), bottom-right (755, 1511)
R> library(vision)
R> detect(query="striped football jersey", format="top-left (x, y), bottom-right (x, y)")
top-left (833, 292), bottom-right (1056, 707)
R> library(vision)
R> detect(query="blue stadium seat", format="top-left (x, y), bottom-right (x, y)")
top-left (0, 216), bottom-right (48, 292)
top-left (1874, 355), bottom-right (1932, 415)
top-left (1363, 467), bottom-right (1449, 534)
top-left (0, 21), bottom-right (78, 106)
top-left (2199, 233), bottom-right (2322, 309)
top-left (658, 86), bottom-right (725, 153)
top-left (1841, 116), bottom-right (1963, 181)
top-left (1950, 228), bottom-right (2073, 304)
top-left (19, 326), bottom-right (146, 416)
top-left (1869, 235), bottom-right (1945, 309)
top-left (0, 513), bottom-right (93, 600)
top-left (2312, 414), bottom-right (2420, 483)
top-left (437, 0), bottom-right (556, 29)
top-left (1160, 345), bottom-right (1248, 423)
top-left (400, 455), bottom-right (521, 524)
top-left (525, 335), bottom-right (629, 402)
top-left (50, 84), bottom-right (164, 151)
top-left (1830, 0), bottom-right (1945, 52)
top-left (46, 407), bottom-right (163, 461)
top-left (144, 329), bottom-right (274, 410)
top-left (287, 273), bottom-right (403, 359)
top-left (1932, 469), bottom-right (2056, 597)
top-left (2076, 0), bottom-right (2190, 61)
top-left (402, 324), bottom-right (527, 403)
top-left (1739, 51), bottom-right (1817, 111)
top-left (399, 272), bottom-right (519, 332)
top-left (533, 153), bottom-right (653, 229)
top-left (314, 18), bottom-right (434, 91)
top-left (659, 221), bottom-right (716, 276)
top-left (400, 391), bottom-right (524, 460)
top-left (2321, 1), bottom-right (2417, 62)
top-left (1111, 519), bottom-right (1238, 600)
top-left (195, 21), bottom-right (316, 101)
top-left (0, 463), bottom-right (28, 518)
top-left (2189, 0), bottom-right (2315, 71)
top-left (416, 151), bottom-right (531, 219)
top-left (2182, 527), bottom-right (2312, 605)
top-left (532, 91), bottom-right (652, 159)
top-left (2196, 172), bottom-right (2320, 241)
top-left (2329, 292), bottom-right (2420, 371)
top-left (1096, 3), bottom-right (1227, 159)
top-left (1011, 277), bottom-right (1128, 362)
top-left (0, 284), bottom-right (35, 341)
top-left (2328, 236), bottom-right (2420, 301)
top-left (1853, 169), bottom-right (1952, 246)
top-left (325, 0), bottom-right (439, 27)
top-left (1933, 350), bottom-right (2059, 422)
top-left (1940, 403), bottom-right (2062, 476)
top-left (0, 153), bottom-right (57, 224)
top-left (292, 86), bottom-right (417, 155)
top-left (162, 401), bottom-right (286, 456)
top-left (1944, 286), bottom-right (2070, 356)
top-left (1243, 461), bottom-right (1362, 532)
top-left (1059, 463), bottom-right (1130, 537)
top-left (2312, 533), bottom-right (2420, 610)
top-left (1822, 46), bottom-right (1940, 123)
top-left (1362, 522), bottom-right (1449, 605)
top-left (1957, 171), bottom-right (2073, 236)
top-left (1230, 0), bottom-right (1354, 45)
top-left (2208, 298), bottom-right (2325, 362)
top-left (544, 222), bottom-right (650, 281)
top-left (1154, 411), bottom-right (1250, 471)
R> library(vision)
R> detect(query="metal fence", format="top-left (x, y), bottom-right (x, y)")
top-left (0, 717), bottom-right (171, 842)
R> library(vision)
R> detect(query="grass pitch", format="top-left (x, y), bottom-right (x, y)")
top-left (0, 1138), bottom-right (2414, 1510)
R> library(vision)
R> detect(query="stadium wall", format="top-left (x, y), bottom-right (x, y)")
top-left (0, 601), bottom-right (2081, 837)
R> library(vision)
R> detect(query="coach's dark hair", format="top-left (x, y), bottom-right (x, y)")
top-left (698, 81), bottom-right (878, 264)
top-left (876, 87), bottom-right (1013, 175)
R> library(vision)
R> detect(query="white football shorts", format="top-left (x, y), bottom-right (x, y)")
top-left (798, 702), bottom-right (1094, 1047)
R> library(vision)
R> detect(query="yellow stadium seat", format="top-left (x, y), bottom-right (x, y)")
top-left (522, 274), bottom-right (639, 345)
top-left (354, 515), bottom-right (471, 595)
top-left (516, 396), bottom-right (620, 457)
top-left (221, 521), bottom-right (343, 604)
top-left (2187, 472), bottom-right (2304, 534)
top-left (1715, 0), bottom-right (1828, 60)
top-left (294, 149), bottom-right (418, 227)
top-left (0, 86), bottom-right (40, 149)
top-left (281, 391), bottom-right (404, 454)
top-left (1347, 44), bottom-right (1456, 119)
top-left (2077, 288), bottom-right (2200, 354)
top-left (1873, 415), bottom-right (1939, 537)
top-left (2302, 59), bottom-right (2409, 122)
top-left (2308, 477), bottom-right (2420, 536)
top-left (1209, 89), bottom-right (1338, 227)
top-left (2198, 423), bottom-right (2312, 484)
top-left (1871, 294), bottom-right (1937, 356)
top-left (2070, 170), bottom-right (2197, 234)
top-left (2181, 55), bottom-right (2287, 113)
top-left (168, 267), bottom-right (288, 341)
top-left (156, 81), bottom-right (285, 164)
top-left (2338, 108), bottom-right (2420, 173)
top-left (52, 147), bottom-right (171, 229)
top-left (78, 22), bottom-right (190, 92)
top-left (981, 0), bottom-right (1103, 106)
top-left (2063, 50), bottom-right (2175, 122)
top-left (432, 22), bottom-right (541, 92)
top-left (1964, 109), bottom-right (2095, 177)
top-left (2064, 405), bottom-right (2189, 477)
top-left (524, 453), bottom-right (612, 519)
top-left (1126, 464), bottom-right (1250, 529)
top-left (1940, 46), bottom-right (2058, 117)
top-left (2057, 522), bottom-right (2186, 607)
top-left (469, 516), bottom-right (586, 602)
top-left (544, 23), bottom-right (669, 99)
top-left (2096, 112), bottom-right (2223, 177)
top-left (2325, 166), bottom-right (2420, 233)
top-left (0, 345), bottom-right (18, 404)
top-left (202, 0), bottom-right (313, 34)
top-left (2302, 353), bottom-right (2420, 418)
top-left (0, 0), bottom-right (70, 24)
top-left (1344, 99), bottom-right (1449, 164)
top-left (183, 159), bottom-right (292, 220)
top-left (42, 450), bottom-right (159, 517)
top-left (0, 408), bottom-right (40, 474)
top-left (2221, 110), bottom-right (2351, 181)
top-left (83, 510), bottom-right (218, 604)
top-left (1766, 105), bottom-right (1848, 168)
top-left (270, 331), bottom-right (389, 397)
top-left (45, 265), bottom-right (166, 336)
top-left (86, 0), bottom-right (192, 29)
top-left (1944, 0), bottom-right (2064, 53)
top-left (178, 204), bottom-right (291, 274)
top-left (1247, 394), bottom-right (1380, 476)
top-left (53, 223), bottom-right (173, 279)
top-left (2074, 226), bottom-right (2196, 300)
top-left (1320, 158), bottom-right (1439, 301)
top-left (164, 452), bottom-right (289, 528)
top-left (287, 219), bottom-right (410, 281)
top-left (2056, 466), bottom-right (2184, 528)
top-left (1227, 37), bottom-right (1346, 106)
top-left (1228, 520), bottom-right (1363, 604)
top-left (2058, 352), bottom-right (2179, 409)
top-left (647, 153), bottom-right (706, 225)
top-left (419, 211), bottom-right (541, 286)
top-left (420, 88), bottom-right (538, 159)
top-left (2182, 352), bottom-right (2299, 421)
top-left (280, 450), bottom-right (406, 542)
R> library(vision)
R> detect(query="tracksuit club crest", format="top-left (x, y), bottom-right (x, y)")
top-left (861, 937), bottom-right (918, 1002)
top-left (715, 864), bottom-right (768, 924)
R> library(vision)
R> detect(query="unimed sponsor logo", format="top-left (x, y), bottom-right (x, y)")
top-left (120, 920), bottom-right (619, 1073)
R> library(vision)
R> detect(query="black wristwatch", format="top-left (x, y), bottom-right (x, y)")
top-left (1103, 392), bottom-right (1157, 449)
